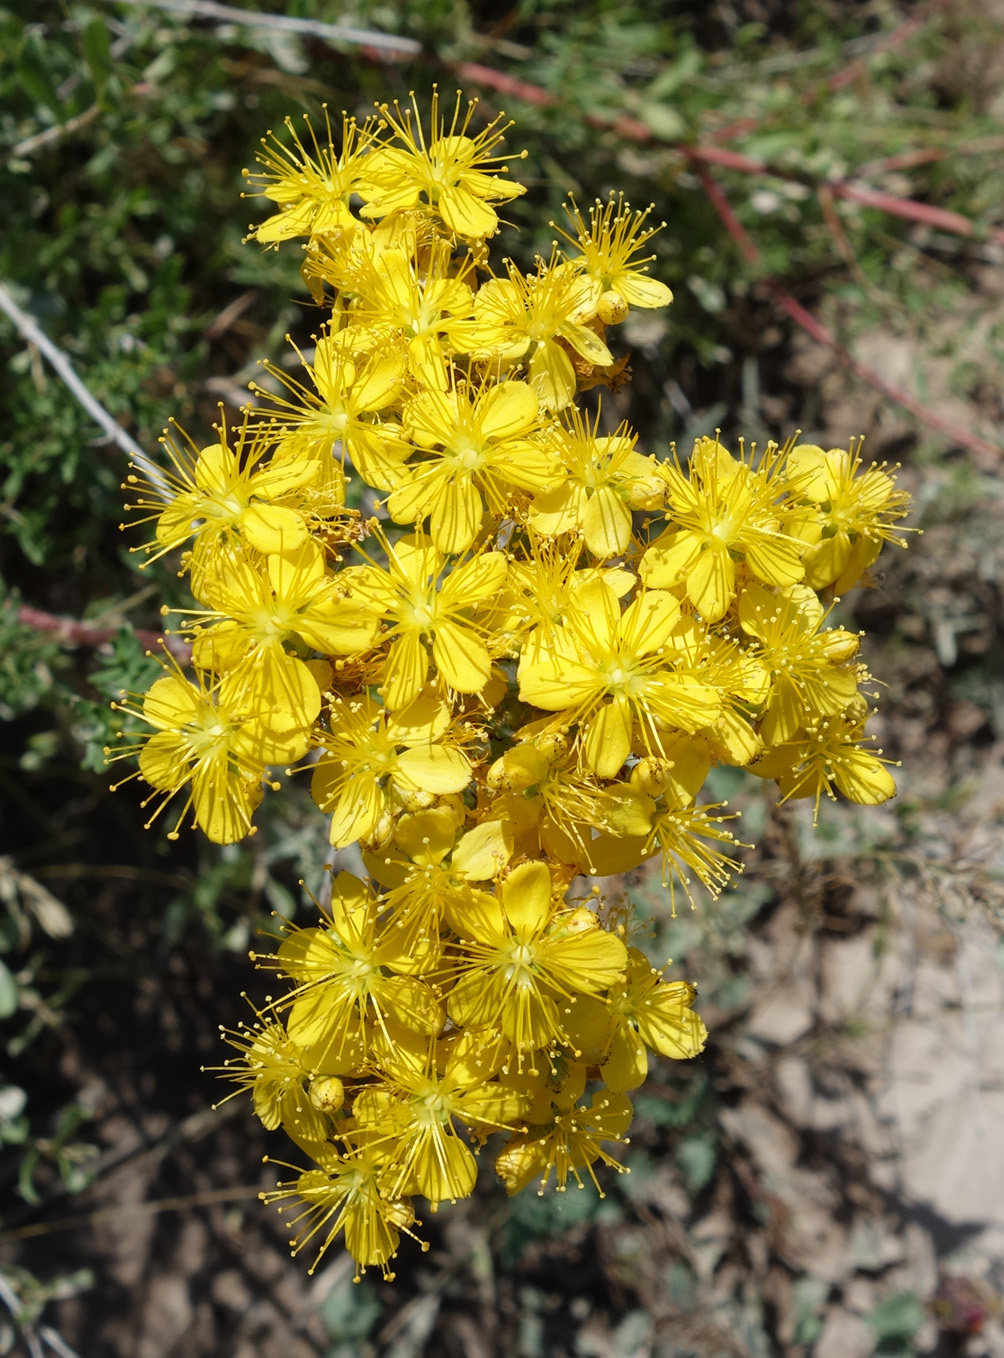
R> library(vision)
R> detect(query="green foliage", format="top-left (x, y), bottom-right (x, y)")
top-left (501, 1176), bottom-right (620, 1264)
top-left (0, 856), bottom-right (97, 1210)
top-left (0, 594), bottom-right (68, 720)
top-left (867, 1290), bottom-right (925, 1356)
top-left (70, 626), bottom-right (164, 771)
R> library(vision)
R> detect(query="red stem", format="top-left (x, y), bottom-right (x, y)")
top-left (827, 1), bottom-right (949, 91)
top-left (447, 53), bottom-right (1003, 460)
top-left (772, 292), bottom-right (1003, 464)
top-left (16, 605), bottom-right (190, 661)
top-left (684, 159), bottom-right (1003, 464)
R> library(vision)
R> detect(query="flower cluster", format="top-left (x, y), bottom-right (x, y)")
top-left (114, 91), bottom-right (910, 1280)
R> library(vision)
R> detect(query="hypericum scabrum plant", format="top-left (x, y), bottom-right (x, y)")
top-left (112, 89), bottom-right (910, 1281)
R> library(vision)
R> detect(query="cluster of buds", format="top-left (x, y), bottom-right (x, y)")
top-left (113, 91), bottom-right (910, 1279)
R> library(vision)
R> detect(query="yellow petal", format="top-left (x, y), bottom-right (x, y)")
top-left (529, 339), bottom-right (575, 411)
top-left (602, 1023), bottom-right (648, 1092)
top-left (583, 697), bottom-right (633, 778)
top-left (501, 861), bottom-right (552, 936)
top-left (617, 273), bottom-right (674, 308)
top-left (386, 690), bottom-right (451, 744)
top-left (194, 441), bottom-right (233, 495)
top-left (430, 476), bottom-right (483, 554)
top-left (432, 620), bottom-right (491, 694)
top-left (635, 982), bottom-right (707, 1059)
top-left (451, 820), bottom-right (513, 881)
top-left (687, 543), bottom-right (734, 621)
top-left (744, 535), bottom-right (804, 588)
top-left (619, 589), bottom-right (681, 656)
top-left (386, 475), bottom-right (437, 527)
top-left (528, 482), bottom-right (580, 537)
top-left (393, 806), bottom-right (458, 866)
top-left (639, 529), bottom-right (702, 589)
top-left (440, 550), bottom-right (507, 609)
top-left (138, 730), bottom-right (188, 792)
top-left (395, 745), bottom-right (472, 794)
top-left (832, 749), bottom-right (897, 805)
top-left (383, 631), bottom-right (429, 710)
top-left (438, 184), bottom-right (498, 239)
top-left (581, 486), bottom-right (631, 558)
top-left (141, 674), bottom-right (201, 728)
top-left (542, 927), bottom-right (627, 993)
top-left (192, 757), bottom-right (261, 843)
top-left (560, 321), bottom-right (613, 366)
top-left (479, 381), bottom-right (539, 441)
top-left (239, 503), bottom-right (307, 555)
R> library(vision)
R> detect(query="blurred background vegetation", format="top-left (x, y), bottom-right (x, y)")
top-left (2, 1), bottom-right (1004, 1354)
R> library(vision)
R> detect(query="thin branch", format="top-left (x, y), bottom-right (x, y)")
top-left (9, 105), bottom-right (101, 159)
top-left (857, 135), bottom-right (1004, 177)
top-left (693, 166), bottom-right (758, 265)
top-left (0, 1184), bottom-right (258, 1245)
top-left (16, 605), bottom-right (190, 661)
top-left (39, 1330), bottom-right (83, 1358)
top-left (102, 0), bottom-right (421, 56)
top-left (0, 279), bottom-right (170, 499)
top-left (449, 59), bottom-right (1004, 248)
top-left (0, 1274), bottom-right (45, 1358)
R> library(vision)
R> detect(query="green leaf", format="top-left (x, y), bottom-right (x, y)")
top-left (647, 49), bottom-right (702, 101)
top-left (637, 101), bottom-right (685, 142)
top-left (17, 37), bottom-right (62, 117)
top-left (676, 1132), bottom-right (717, 1191)
top-left (81, 16), bottom-right (112, 99)
top-left (867, 1292), bottom-right (924, 1342)
top-left (0, 957), bottom-right (19, 1019)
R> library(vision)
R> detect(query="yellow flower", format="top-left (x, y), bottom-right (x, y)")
top-left (125, 415), bottom-right (316, 568)
top-left (470, 257), bottom-right (613, 410)
top-left (243, 110), bottom-right (384, 246)
top-left (556, 193), bottom-right (674, 325)
top-left (527, 405), bottom-right (662, 558)
top-left (657, 614), bottom-right (769, 766)
top-left (492, 533), bottom-right (636, 660)
top-left (517, 579), bottom-right (720, 777)
top-left (271, 872), bottom-right (444, 1061)
top-left (737, 581), bottom-right (862, 746)
top-left (748, 710), bottom-right (898, 818)
top-left (262, 1139), bottom-right (423, 1279)
top-left (345, 531), bottom-right (506, 708)
top-left (601, 948), bottom-right (707, 1091)
top-left (590, 777), bottom-right (742, 905)
top-left (358, 805), bottom-right (512, 972)
top-left (447, 861), bottom-right (627, 1057)
top-left (214, 1014), bottom-right (343, 1145)
top-left (486, 731), bottom-right (610, 870)
top-left (310, 690), bottom-right (473, 847)
top-left (300, 212), bottom-right (439, 306)
top-left (364, 88), bottom-right (527, 240)
top-left (188, 540), bottom-right (378, 730)
top-left (640, 436), bottom-right (805, 621)
top-left (353, 1031), bottom-right (528, 1205)
top-left (495, 1086), bottom-right (633, 1196)
top-left (334, 241), bottom-right (475, 389)
top-left (110, 665), bottom-right (281, 843)
top-left (388, 379), bottom-right (556, 553)
top-left (253, 338), bottom-right (411, 493)
top-left (785, 442), bottom-right (912, 593)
